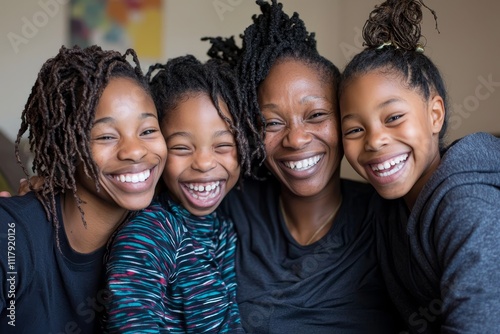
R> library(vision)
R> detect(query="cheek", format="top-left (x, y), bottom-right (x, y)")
top-left (222, 151), bottom-right (240, 175)
top-left (263, 133), bottom-right (281, 156)
top-left (89, 147), bottom-right (108, 172)
top-left (342, 142), bottom-right (360, 164)
top-left (154, 139), bottom-right (168, 158)
top-left (162, 158), bottom-right (182, 182)
top-left (320, 124), bottom-right (341, 150)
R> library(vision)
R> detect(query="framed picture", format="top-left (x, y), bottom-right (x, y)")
top-left (69, 0), bottom-right (163, 61)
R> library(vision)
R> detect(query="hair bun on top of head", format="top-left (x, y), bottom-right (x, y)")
top-left (362, 0), bottom-right (438, 52)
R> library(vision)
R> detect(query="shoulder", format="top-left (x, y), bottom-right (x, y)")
top-left (0, 193), bottom-right (51, 294)
top-left (0, 192), bottom-right (53, 240)
top-left (437, 183), bottom-right (500, 223)
top-left (415, 133), bottom-right (500, 215)
top-left (113, 195), bottom-right (185, 249)
top-left (447, 132), bottom-right (500, 151)
top-left (108, 197), bottom-right (186, 273)
top-left (0, 192), bottom-right (46, 218)
top-left (417, 183), bottom-right (500, 255)
top-left (442, 132), bottom-right (500, 171)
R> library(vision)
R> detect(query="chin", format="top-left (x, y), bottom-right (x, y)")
top-left (374, 187), bottom-right (403, 200)
top-left (121, 196), bottom-right (154, 211)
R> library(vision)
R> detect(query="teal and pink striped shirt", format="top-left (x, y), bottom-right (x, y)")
top-left (104, 192), bottom-right (242, 333)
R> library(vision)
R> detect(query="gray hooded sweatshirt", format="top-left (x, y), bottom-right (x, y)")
top-left (378, 132), bottom-right (500, 334)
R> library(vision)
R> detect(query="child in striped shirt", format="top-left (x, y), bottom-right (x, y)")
top-left (104, 55), bottom-right (256, 333)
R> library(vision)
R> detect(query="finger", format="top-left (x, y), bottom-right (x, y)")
top-left (18, 178), bottom-right (31, 196)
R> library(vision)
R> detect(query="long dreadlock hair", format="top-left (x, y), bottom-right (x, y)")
top-left (339, 0), bottom-right (449, 150)
top-left (146, 55), bottom-right (253, 177)
top-left (203, 0), bottom-right (341, 165)
top-left (15, 45), bottom-right (149, 233)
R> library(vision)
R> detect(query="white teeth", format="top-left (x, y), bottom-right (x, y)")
top-left (185, 181), bottom-right (220, 194)
top-left (371, 153), bottom-right (408, 176)
top-left (377, 163), bottom-right (404, 177)
top-left (284, 155), bottom-right (322, 171)
top-left (185, 181), bottom-right (221, 202)
top-left (115, 169), bottom-right (151, 183)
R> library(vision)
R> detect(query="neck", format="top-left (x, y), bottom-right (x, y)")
top-left (280, 177), bottom-right (342, 245)
top-left (61, 192), bottom-right (129, 253)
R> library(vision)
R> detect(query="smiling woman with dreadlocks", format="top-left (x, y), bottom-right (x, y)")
top-left (0, 45), bottom-right (166, 333)
top-left (203, 1), bottom-right (402, 333)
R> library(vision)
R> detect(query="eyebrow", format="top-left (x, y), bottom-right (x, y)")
top-left (93, 112), bottom-right (158, 126)
top-left (377, 97), bottom-right (404, 109)
top-left (301, 95), bottom-right (328, 103)
top-left (166, 129), bottom-right (233, 141)
top-left (260, 95), bottom-right (329, 110)
top-left (341, 97), bottom-right (404, 123)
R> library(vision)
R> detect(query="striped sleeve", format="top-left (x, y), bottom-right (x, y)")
top-left (104, 204), bottom-right (183, 333)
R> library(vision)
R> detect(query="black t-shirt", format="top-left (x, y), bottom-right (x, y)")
top-left (221, 177), bottom-right (401, 334)
top-left (0, 192), bottom-right (106, 333)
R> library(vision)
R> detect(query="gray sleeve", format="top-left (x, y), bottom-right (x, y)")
top-left (434, 184), bottom-right (500, 333)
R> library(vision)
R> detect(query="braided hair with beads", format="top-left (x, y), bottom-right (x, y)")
top-left (203, 0), bottom-right (341, 165)
top-left (15, 45), bottom-right (150, 234)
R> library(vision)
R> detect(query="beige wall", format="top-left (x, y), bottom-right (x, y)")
top-left (1, 0), bottom-right (499, 181)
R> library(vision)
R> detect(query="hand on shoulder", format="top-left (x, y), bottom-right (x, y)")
top-left (0, 176), bottom-right (43, 197)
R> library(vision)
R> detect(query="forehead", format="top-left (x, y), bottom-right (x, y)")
top-left (266, 59), bottom-right (329, 84)
top-left (162, 93), bottom-right (232, 130)
top-left (96, 77), bottom-right (152, 117)
top-left (340, 71), bottom-right (427, 110)
top-left (259, 59), bottom-right (334, 101)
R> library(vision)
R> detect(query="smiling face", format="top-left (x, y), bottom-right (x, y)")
top-left (77, 77), bottom-right (167, 212)
top-left (340, 71), bottom-right (445, 207)
top-left (161, 93), bottom-right (240, 216)
top-left (258, 59), bottom-right (342, 198)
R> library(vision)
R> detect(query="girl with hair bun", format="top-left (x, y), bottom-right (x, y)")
top-left (339, 1), bottom-right (500, 332)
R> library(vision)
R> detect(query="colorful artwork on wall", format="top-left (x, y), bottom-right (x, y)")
top-left (69, 0), bottom-right (163, 60)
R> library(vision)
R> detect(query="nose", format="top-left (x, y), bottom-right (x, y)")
top-left (283, 123), bottom-right (312, 149)
top-left (191, 149), bottom-right (217, 172)
top-left (364, 128), bottom-right (388, 152)
top-left (117, 136), bottom-right (148, 162)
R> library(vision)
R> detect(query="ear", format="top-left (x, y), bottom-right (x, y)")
top-left (429, 95), bottom-right (445, 134)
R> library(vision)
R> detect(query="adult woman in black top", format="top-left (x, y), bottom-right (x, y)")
top-left (205, 1), bottom-right (401, 332)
